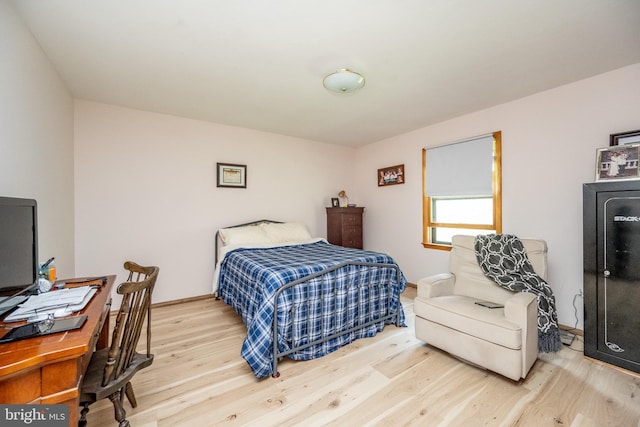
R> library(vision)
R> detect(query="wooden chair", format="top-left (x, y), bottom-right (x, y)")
top-left (79, 262), bottom-right (159, 427)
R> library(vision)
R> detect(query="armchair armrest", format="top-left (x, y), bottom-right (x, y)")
top-left (504, 292), bottom-right (537, 325)
top-left (416, 273), bottom-right (455, 299)
top-left (504, 291), bottom-right (539, 377)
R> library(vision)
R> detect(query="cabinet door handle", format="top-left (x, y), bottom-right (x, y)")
top-left (603, 270), bottom-right (611, 277)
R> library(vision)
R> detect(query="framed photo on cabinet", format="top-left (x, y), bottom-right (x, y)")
top-left (595, 144), bottom-right (640, 182)
top-left (610, 129), bottom-right (640, 146)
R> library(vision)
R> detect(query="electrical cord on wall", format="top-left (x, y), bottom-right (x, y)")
top-left (573, 292), bottom-right (581, 331)
top-left (566, 291), bottom-right (584, 352)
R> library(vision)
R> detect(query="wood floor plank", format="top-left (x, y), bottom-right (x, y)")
top-left (85, 287), bottom-right (640, 426)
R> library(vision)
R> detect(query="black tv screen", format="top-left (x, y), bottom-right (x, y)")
top-left (0, 197), bottom-right (38, 294)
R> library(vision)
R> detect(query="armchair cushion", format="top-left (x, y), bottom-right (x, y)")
top-left (414, 295), bottom-right (523, 349)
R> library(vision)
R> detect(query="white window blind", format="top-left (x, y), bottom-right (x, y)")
top-left (425, 134), bottom-right (494, 197)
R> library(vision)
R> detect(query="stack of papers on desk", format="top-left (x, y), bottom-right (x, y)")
top-left (4, 286), bottom-right (97, 322)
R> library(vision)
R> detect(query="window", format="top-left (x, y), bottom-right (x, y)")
top-left (422, 131), bottom-right (502, 250)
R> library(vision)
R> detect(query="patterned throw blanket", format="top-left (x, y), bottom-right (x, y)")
top-left (474, 234), bottom-right (561, 353)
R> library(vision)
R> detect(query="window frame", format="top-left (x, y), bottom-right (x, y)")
top-left (422, 131), bottom-right (502, 251)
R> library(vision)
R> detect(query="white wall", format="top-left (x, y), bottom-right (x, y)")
top-left (355, 63), bottom-right (640, 329)
top-left (74, 101), bottom-right (356, 304)
top-left (0, 1), bottom-right (75, 277)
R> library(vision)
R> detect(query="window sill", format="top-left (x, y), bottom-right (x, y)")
top-left (421, 242), bottom-right (452, 251)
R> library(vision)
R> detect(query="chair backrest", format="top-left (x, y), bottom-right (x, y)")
top-left (102, 262), bottom-right (159, 387)
top-left (450, 235), bottom-right (548, 303)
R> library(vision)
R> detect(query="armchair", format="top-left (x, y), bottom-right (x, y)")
top-left (414, 235), bottom-right (548, 381)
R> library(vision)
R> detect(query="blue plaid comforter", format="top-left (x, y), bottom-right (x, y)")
top-left (218, 240), bottom-right (406, 378)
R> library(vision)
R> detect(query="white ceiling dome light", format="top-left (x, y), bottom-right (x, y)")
top-left (323, 69), bottom-right (365, 93)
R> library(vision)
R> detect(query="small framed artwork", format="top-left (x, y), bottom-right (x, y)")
top-left (331, 198), bottom-right (339, 207)
top-left (378, 164), bottom-right (405, 186)
top-left (217, 163), bottom-right (247, 188)
top-left (595, 144), bottom-right (640, 182)
top-left (610, 129), bottom-right (640, 146)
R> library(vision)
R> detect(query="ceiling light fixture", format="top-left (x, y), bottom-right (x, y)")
top-left (323, 69), bottom-right (365, 93)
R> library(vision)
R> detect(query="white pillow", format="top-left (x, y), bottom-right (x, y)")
top-left (218, 225), bottom-right (271, 246)
top-left (260, 222), bottom-right (312, 243)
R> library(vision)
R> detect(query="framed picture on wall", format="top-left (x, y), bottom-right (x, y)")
top-left (595, 144), bottom-right (640, 182)
top-left (610, 129), bottom-right (640, 146)
top-left (378, 164), bottom-right (405, 186)
top-left (217, 163), bottom-right (247, 188)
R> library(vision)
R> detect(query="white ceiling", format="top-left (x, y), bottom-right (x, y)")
top-left (10, 0), bottom-right (640, 147)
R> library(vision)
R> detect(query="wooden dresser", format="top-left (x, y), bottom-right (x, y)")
top-left (326, 207), bottom-right (364, 249)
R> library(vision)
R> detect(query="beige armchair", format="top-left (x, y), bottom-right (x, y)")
top-left (414, 235), bottom-right (548, 381)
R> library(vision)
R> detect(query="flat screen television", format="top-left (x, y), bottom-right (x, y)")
top-left (0, 196), bottom-right (39, 315)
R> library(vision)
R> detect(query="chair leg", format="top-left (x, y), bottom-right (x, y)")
top-left (108, 389), bottom-right (129, 427)
top-left (124, 381), bottom-right (138, 408)
top-left (79, 403), bottom-right (90, 427)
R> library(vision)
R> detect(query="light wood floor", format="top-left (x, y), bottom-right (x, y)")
top-left (86, 287), bottom-right (640, 426)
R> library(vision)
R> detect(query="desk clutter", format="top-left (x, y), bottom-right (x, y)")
top-left (59, 276), bottom-right (108, 288)
top-left (3, 285), bottom-right (97, 323)
top-left (0, 315), bottom-right (87, 343)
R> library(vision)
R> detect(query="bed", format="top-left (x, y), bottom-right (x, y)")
top-left (212, 220), bottom-right (407, 379)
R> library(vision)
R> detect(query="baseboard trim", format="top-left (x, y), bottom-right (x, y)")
top-left (148, 283), bottom-right (418, 311)
top-left (559, 324), bottom-right (583, 336)
top-left (153, 284), bottom-right (419, 309)
top-left (152, 294), bottom-right (215, 309)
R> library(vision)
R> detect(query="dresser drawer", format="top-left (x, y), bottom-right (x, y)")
top-left (342, 225), bottom-right (361, 237)
top-left (343, 235), bottom-right (363, 248)
top-left (341, 214), bottom-right (362, 226)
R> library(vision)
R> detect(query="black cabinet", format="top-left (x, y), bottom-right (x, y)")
top-left (583, 181), bottom-right (640, 374)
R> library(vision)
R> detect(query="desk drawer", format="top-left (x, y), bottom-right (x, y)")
top-left (0, 369), bottom-right (40, 403)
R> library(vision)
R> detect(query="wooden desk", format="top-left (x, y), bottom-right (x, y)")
top-left (0, 276), bottom-right (114, 426)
